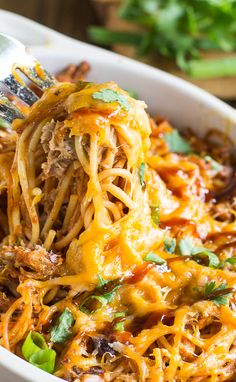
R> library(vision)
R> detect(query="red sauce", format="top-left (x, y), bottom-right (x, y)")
top-left (126, 262), bottom-right (155, 284)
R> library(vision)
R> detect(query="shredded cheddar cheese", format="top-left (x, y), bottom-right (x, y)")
top-left (0, 79), bottom-right (236, 381)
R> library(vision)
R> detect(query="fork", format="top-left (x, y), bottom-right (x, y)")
top-left (0, 33), bottom-right (57, 124)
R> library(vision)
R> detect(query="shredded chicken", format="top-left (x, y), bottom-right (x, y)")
top-left (0, 291), bottom-right (14, 313)
top-left (41, 120), bottom-right (76, 178)
top-left (0, 244), bottom-right (62, 278)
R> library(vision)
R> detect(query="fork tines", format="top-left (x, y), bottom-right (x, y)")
top-left (0, 33), bottom-right (56, 125)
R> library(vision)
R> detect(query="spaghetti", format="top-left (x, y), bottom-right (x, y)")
top-left (0, 65), bottom-right (236, 382)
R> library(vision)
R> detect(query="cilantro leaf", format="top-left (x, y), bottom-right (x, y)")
top-left (204, 281), bottom-right (233, 307)
top-left (211, 295), bottom-right (231, 306)
top-left (164, 237), bottom-right (176, 254)
top-left (50, 308), bottom-right (74, 344)
top-left (144, 253), bottom-right (166, 264)
top-left (178, 236), bottom-right (220, 268)
top-left (150, 205), bottom-right (160, 225)
top-left (89, 1), bottom-right (236, 79)
top-left (204, 156), bottom-right (223, 172)
top-left (92, 88), bottom-right (131, 111)
top-left (163, 129), bottom-right (191, 153)
top-left (204, 281), bottom-right (218, 296)
top-left (138, 162), bottom-right (145, 188)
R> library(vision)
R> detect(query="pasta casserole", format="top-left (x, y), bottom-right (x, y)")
top-left (0, 64), bottom-right (236, 382)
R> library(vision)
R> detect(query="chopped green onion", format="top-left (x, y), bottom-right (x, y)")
top-left (114, 321), bottom-right (125, 331)
top-left (16, 236), bottom-right (23, 245)
top-left (80, 295), bottom-right (108, 315)
top-left (0, 118), bottom-right (10, 129)
top-left (114, 312), bottom-right (126, 318)
top-left (144, 253), bottom-right (166, 264)
top-left (28, 349), bottom-right (56, 374)
top-left (22, 332), bottom-right (56, 374)
top-left (150, 205), bottom-right (160, 225)
top-left (225, 257), bottom-right (236, 265)
top-left (102, 286), bottom-right (121, 302)
top-left (138, 162), bottom-right (145, 188)
top-left (80, 286), bottom-right (120, 315)
top-left (178, 236), bottom-right (194, 256)
top-left (50, 308), bottom-right (74, 344)
top-left (178, 236), bottom-right (220, 268)
top-left (164, 237), bottom-right (176, 254)
top-left (197, 250), bottom-right (220, 268)
top-left (97, 274), bottom-right (109, 288)
top-left (113, 312), bottom-right (126, 331)
top-left (22, 332), bottom-right (47, 360)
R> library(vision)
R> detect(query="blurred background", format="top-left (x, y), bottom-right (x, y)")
top-left (0, 0), bottom-right (97, 42)
top-left (1, 0), bottom-right (236, 103)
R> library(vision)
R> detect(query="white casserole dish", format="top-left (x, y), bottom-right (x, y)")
top-left (0, 9), bottom-right (236, 382)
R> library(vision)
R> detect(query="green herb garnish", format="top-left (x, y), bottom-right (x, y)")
top-left (144, 253), bottom-right (166, 264)
top-left (225, 257), bottom-right (236, 265)
top-left (28, 349), bottom-right (56, 373)
top-left (205, 156), bottom-right (222, 172)
top-left (114, 312), bottom-right (126, 318)
top-left (164, 237), bottom-right (176, 254)
top-left (80, 285), bottom-right (120, 315)
top-left (50, 308), bottom-right (74, 344)
top-left (113, 312), bottom-right (126, 331)
top-left (163, 129), bottom-right (191, 154)
top-left (92, 88), bottom-right (130, 111)
top-left (80, 295), bottom-right (108, 315)
top-left (178, 237), bottom-right (196, 256)
top-left (89, 1), bottom-right (236, 79)
top-left (138, 162), bottom-right (145, 188)
top-left (114, 321), bottom-right (125, 331)
top-left (178, 236), bottom-right (220, 268)
top-left (0, 118), bottom-right (10, 129)
top-left (22, 332), bottom-right (56, 374)
top-left (88, 27), bottom-right (142, 46)
top-left (150, 205), bottom-right (160, 225)
top-left (97, 274), bottom-right (109, 288)
top-left (125, 89), bottom-right (138, 99)
top-left (204, 281), bottom-right (233, 307)
top-left (16, 236), bottom-right (23, 245)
